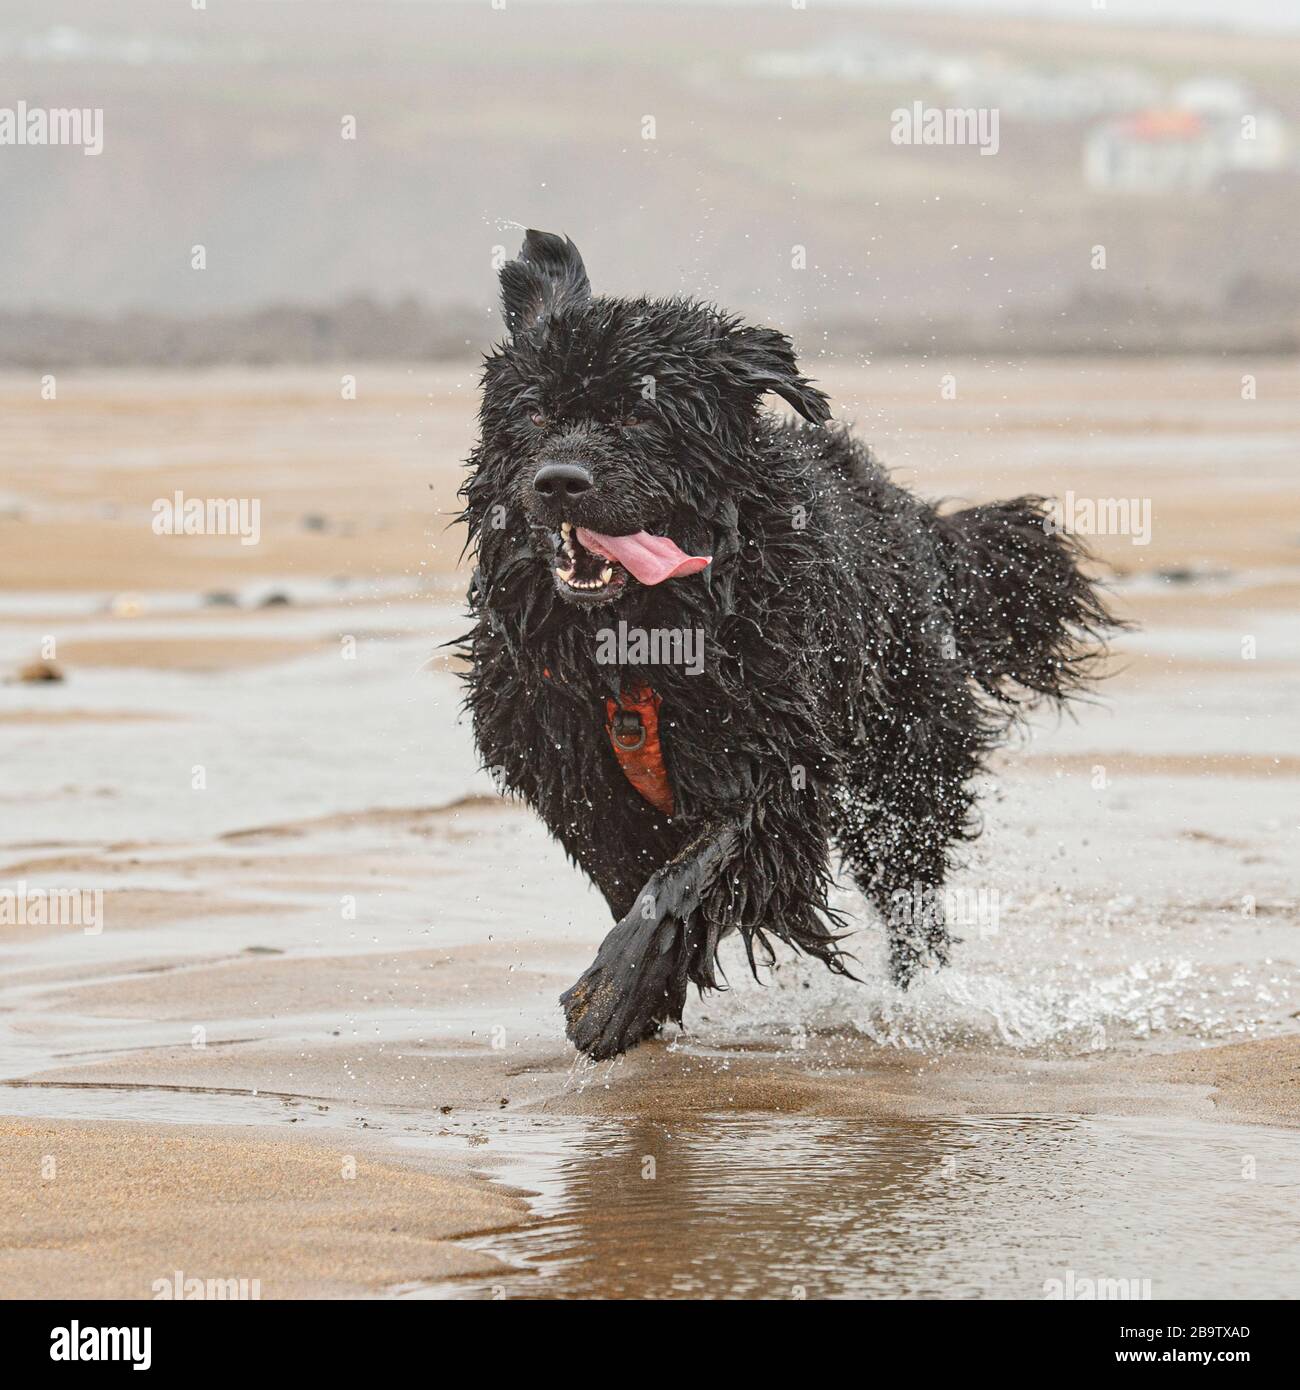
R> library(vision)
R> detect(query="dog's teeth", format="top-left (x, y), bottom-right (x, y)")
top-left (554, 559), bottom-right (615, 593)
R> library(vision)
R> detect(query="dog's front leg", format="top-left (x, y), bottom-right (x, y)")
top-left (560, 820), bottom-right (741, 1060)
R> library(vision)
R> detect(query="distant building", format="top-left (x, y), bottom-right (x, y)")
top-left (746, 38), bottom-right (1292, 191)
top-left (1175, 78), bottom-right (1289, 171)
top-left (744, 37), bottom-right (941, 85)
top-left (1085, 98), bottom-right (1289, 193)
top-left (1171, 78), bottom-right (1252, 116)
top-left (951, 65), bottom-right (1160, 123)
top-left (1085, 110), bottom-right (1218, 192)
top-left (745, 40), bottom-right (1157, 121)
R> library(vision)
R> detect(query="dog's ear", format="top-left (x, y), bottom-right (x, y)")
top-left (499, 230), bottom-right (591, 336)
top-left (717, 324), bottom-right (831, 424)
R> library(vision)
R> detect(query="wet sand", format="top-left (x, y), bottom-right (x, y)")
top-left (1, 361), bottom-right (1297, 1298)
top-left (0, 1115), bottom-right (527, 1299)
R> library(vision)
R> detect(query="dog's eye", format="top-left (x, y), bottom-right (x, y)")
top-left (529, 411), bottom-right (547, 428)
top-left (614, 414), bottom-right (643, 429)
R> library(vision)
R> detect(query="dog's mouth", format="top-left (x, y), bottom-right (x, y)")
top-left (554, 521), bottom-right (629, 603)
top-left (552, 521), bottom-right (711, 605)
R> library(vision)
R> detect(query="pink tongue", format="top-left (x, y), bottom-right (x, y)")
top-left (576, 527), bottom-right (712, 586)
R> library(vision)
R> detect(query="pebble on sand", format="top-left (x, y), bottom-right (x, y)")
top-left (16, 659), bottom-right (64, 683)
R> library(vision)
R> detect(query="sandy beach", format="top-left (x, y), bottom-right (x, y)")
top-left (1, 360), bottom-right (1297, 1299)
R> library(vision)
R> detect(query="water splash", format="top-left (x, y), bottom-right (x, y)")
top-left (683, 909), bottom-right (1293, 1057)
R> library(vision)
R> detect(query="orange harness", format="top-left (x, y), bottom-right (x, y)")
top-left (541, 667), bottom-right (674, 817)
top-left (604, 685), bottom-right (674, 817)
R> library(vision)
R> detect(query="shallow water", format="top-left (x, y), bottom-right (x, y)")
top-left (5, 1078), bottom-right (1296, 1299)
top-left (409, 1111), bottom-right (1300, 1300)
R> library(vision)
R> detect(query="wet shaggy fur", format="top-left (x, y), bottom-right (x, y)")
top-left (458, 230), bottom-right (1118, 1060)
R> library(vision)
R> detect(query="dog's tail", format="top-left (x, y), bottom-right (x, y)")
top-left (932, 496), bottom-right (1124, 707)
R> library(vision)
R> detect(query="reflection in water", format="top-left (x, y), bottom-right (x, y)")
top-left (423, 1113), bottom-right (1300, 1300)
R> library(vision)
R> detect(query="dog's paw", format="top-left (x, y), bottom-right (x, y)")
top-left (560, 911), bottom-right (691, 1060)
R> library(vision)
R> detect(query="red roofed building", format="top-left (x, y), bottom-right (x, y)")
top-left (1086, 83), bottom-right (1288, 194)
top-left (1085, 107), bottom-right (1219, 192)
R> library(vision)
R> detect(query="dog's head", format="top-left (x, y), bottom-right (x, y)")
top-left (470, 229), bottom-right (830, 609)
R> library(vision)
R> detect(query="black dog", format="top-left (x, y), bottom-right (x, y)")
top-left (459, 230), bottom-right (1116, 1060)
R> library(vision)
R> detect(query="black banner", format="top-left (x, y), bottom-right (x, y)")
top-left (1, 1299), bottom-right (1278, 1374)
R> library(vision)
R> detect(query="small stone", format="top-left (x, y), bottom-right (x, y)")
top-left (17, 659), bottom-right (63, 683)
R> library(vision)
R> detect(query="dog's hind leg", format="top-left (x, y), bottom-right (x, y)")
top-left (832, 703), bottom-right (987, 989)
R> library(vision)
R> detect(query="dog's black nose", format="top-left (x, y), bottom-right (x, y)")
top-left (532, 463), bottom-right (593, 500)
